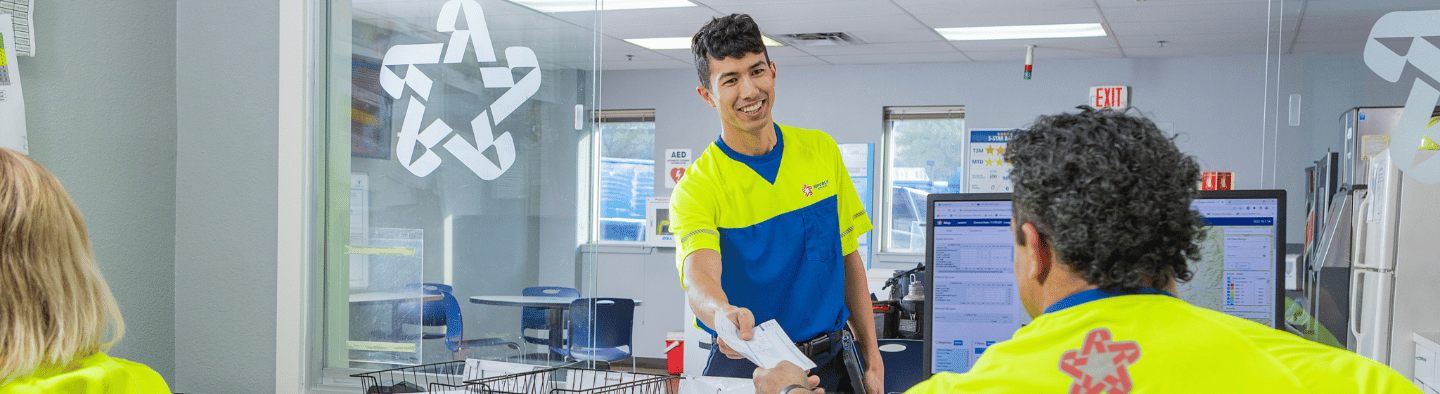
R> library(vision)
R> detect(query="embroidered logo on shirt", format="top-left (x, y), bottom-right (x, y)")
top-left (1058, 328), bottom-right (1141, 394)
top-left (802, 180), bottom-right (828, 197)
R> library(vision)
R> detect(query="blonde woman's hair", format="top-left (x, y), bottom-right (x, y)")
top-left (0, 148), bottom-right (124, 384)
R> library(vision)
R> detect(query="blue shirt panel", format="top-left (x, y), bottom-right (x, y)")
top-left (697, 195), bottom-right (849, 341)
top-left (1043, 287), bottom-right (1176, 315)
top-left (714, 123), bottom-right (784, 184)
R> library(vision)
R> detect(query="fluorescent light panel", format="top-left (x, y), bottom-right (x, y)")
top-left (625, 36), bottom-right (784, 50)
top-left (937, 23), bottom-right (1107, 41)
top-left (512, 0), bottom-right (696, 13)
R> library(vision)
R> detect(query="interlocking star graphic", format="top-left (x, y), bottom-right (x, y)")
top-left (1058, 328), bottom-right (1142, 394)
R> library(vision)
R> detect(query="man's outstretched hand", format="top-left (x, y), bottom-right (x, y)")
top-left (753, 361), bottom-right (822, 394)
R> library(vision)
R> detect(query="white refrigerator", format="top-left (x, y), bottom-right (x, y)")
top-left (1348, 148), bottom-right (1440, 379)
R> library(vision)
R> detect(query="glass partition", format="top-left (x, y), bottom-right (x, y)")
top-left (1265, 0), bottom-right (1440, 380)
top-left (322, 0), bottom-right (602, 372)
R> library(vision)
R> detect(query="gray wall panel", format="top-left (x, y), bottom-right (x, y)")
top-left (175, 0), bottom-right (279, 391)
top-left (18, 0), bottom-right (177, 385)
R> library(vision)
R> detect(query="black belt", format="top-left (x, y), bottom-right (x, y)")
top-left (794, 330), bottom-right (841, 359)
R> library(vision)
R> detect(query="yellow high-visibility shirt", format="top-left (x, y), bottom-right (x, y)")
top-left (906, 293), bottom-right (1419, 393)
top-left (1, 352), bottom-right (170, 394)
top-left (670, 123), bottom-right (871, 340)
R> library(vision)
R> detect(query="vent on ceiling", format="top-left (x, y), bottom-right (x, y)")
top-left (778, 32), bottom-right (864, 47)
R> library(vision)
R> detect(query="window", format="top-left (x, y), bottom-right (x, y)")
top-left (594, 109), bottom-right (656, 243)
top-left (882, 106), bottom-right (965, 253)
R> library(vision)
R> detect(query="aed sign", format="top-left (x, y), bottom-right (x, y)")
top-left (1089, 85), bottom-right (1129, 110)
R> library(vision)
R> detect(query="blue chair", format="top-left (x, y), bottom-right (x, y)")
top-left (396, 283), bottom-right (520, 360)
top-left (877, 339), bottom-right (924, 394)
top-left (521, 286), bottom-right (580, 348)
top-left (551, 298), bottom-right (635, 368)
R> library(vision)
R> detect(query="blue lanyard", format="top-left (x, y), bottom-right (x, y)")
top-left (1043, 287), bottom-right (1175, 315)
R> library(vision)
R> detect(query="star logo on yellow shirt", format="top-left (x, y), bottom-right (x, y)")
top-left (1059, 328), bottom-right (1141, 394)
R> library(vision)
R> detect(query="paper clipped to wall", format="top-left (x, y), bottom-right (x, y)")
top-left (0, 1), bottom-right (33, 56)
top-left (0, 14), bottom-right (26, 154)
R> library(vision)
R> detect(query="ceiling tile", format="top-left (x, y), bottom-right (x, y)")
top-left (596, 6), bottom-right (723, 26)
top-left (601, 59), bottom-right (693, 70)
top-left (795, 41), bottom-right (957, 56)
top-left (892, 0), bottom-right (1093, 15)
top-left (690, 0), bottom-right (831, 6)
top-left (845, 28), bottom-right (945, 44)
top-left (1106, 17), bottom-right (1270, 36)
top-left (1100, 2), bottom-right (1270, 23)
top-left (963, 46), bottom-right (1122, 62)
top-left (711, 0), bottom-right (910, 21)
top-left (770, 56), bottom-right (833, 67)
top-left (818, 52), bottom-right (971, 65)
top-left (603, 23), bottom-right (708, 40)
top-left (1122, 45), bottom-right (1265, 58)
top-left (948, 37), bottom-right (1116, 52)
top-left (914, 9), bottom-right (1104, 29)
top-left (757, 16), bottom-right (932, 36)
top-left (1114, 32), bottom-right (1267, 49)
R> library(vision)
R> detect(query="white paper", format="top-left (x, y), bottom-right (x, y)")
top-left (713, 317), bottom-right (816, 370)
top-left (679, 376), bottom-right (754, 394)
top-left (0, 0), bottom-right (34, 56)
top-left (1368, 150), bottom-right (1389, 223)
top-left (0, 14), bottom-right (27, 154)
top-left (463, 358), bottom-right (542, 380)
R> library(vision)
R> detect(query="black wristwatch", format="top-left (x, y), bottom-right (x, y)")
top-left (781, 384), bottom-right (812, 394)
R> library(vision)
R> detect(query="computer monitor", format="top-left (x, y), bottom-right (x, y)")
top-left (923, 190), bottom-right (1287, 376)
top-left (1179, 190), bottom-right (1287, 328)
top-left (923, 193), bottom-right (1022, 376)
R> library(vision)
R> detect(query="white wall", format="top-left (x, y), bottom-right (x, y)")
top-left (18, 0), bottom-right (177, 385)
top-left (175, 0), bottom-right (279, 392)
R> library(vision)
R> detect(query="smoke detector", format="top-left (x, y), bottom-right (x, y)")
top-left (778, 32), bottom-right (863, 47)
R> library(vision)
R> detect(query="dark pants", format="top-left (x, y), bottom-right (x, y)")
top-left (702, 335), bottom-right (857, 394)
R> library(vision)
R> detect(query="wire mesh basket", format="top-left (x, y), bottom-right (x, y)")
top-left (460, 367), bottom-right (679, 394)
top-left (352, 361), bottom-right (469, 393)
top-left (352, 360), bottom-right (558, 393)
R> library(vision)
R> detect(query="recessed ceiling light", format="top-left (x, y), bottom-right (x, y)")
top-left (936, 23), bottom-right (1107, 41)
top-left (510, 0), bottom-right (697, 13)
top-left (625, 36), bottom-right (784, 50)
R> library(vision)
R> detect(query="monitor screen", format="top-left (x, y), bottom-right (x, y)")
top-left (1177, 190), bottom-right (1286, 328)
top-left (923, 190), bottom-right (1286, 376)
top-left (923, 193), bottom-right (1023, 376)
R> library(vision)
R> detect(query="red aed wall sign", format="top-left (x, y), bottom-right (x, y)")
top-left (1089, 85), bottom-right (1129, 109)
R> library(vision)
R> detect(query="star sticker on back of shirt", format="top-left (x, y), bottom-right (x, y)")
top-left (1058, 328), bottom-right (1142, 394)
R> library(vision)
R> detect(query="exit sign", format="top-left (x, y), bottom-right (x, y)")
top-left (1089, 85), bottom-right (1129, 109)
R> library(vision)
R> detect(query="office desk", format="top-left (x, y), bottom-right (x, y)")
top-left (469, 296), bottom-right (643, 351)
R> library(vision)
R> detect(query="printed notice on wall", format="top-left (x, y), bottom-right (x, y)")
top-left (0, 15), bottom-right (26, 154)
top-left (967, 129), bottom-right (1014, 193)
top-left (665, 149), bottom-right (692, 189)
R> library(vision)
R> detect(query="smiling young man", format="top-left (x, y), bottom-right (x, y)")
top-left (668, 13), bottom-right (883, 394)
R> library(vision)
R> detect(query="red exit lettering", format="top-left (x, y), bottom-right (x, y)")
top-left (1090, 86), bottom-right (1127, 108)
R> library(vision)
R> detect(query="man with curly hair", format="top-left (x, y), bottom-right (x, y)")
top-left (669, 13), bottom-right (883, 394)
top-left (753, 107), bottom-right (1418, 393)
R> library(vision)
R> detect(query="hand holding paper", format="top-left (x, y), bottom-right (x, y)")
top-left (713, 314), bottom-right (817, 370)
